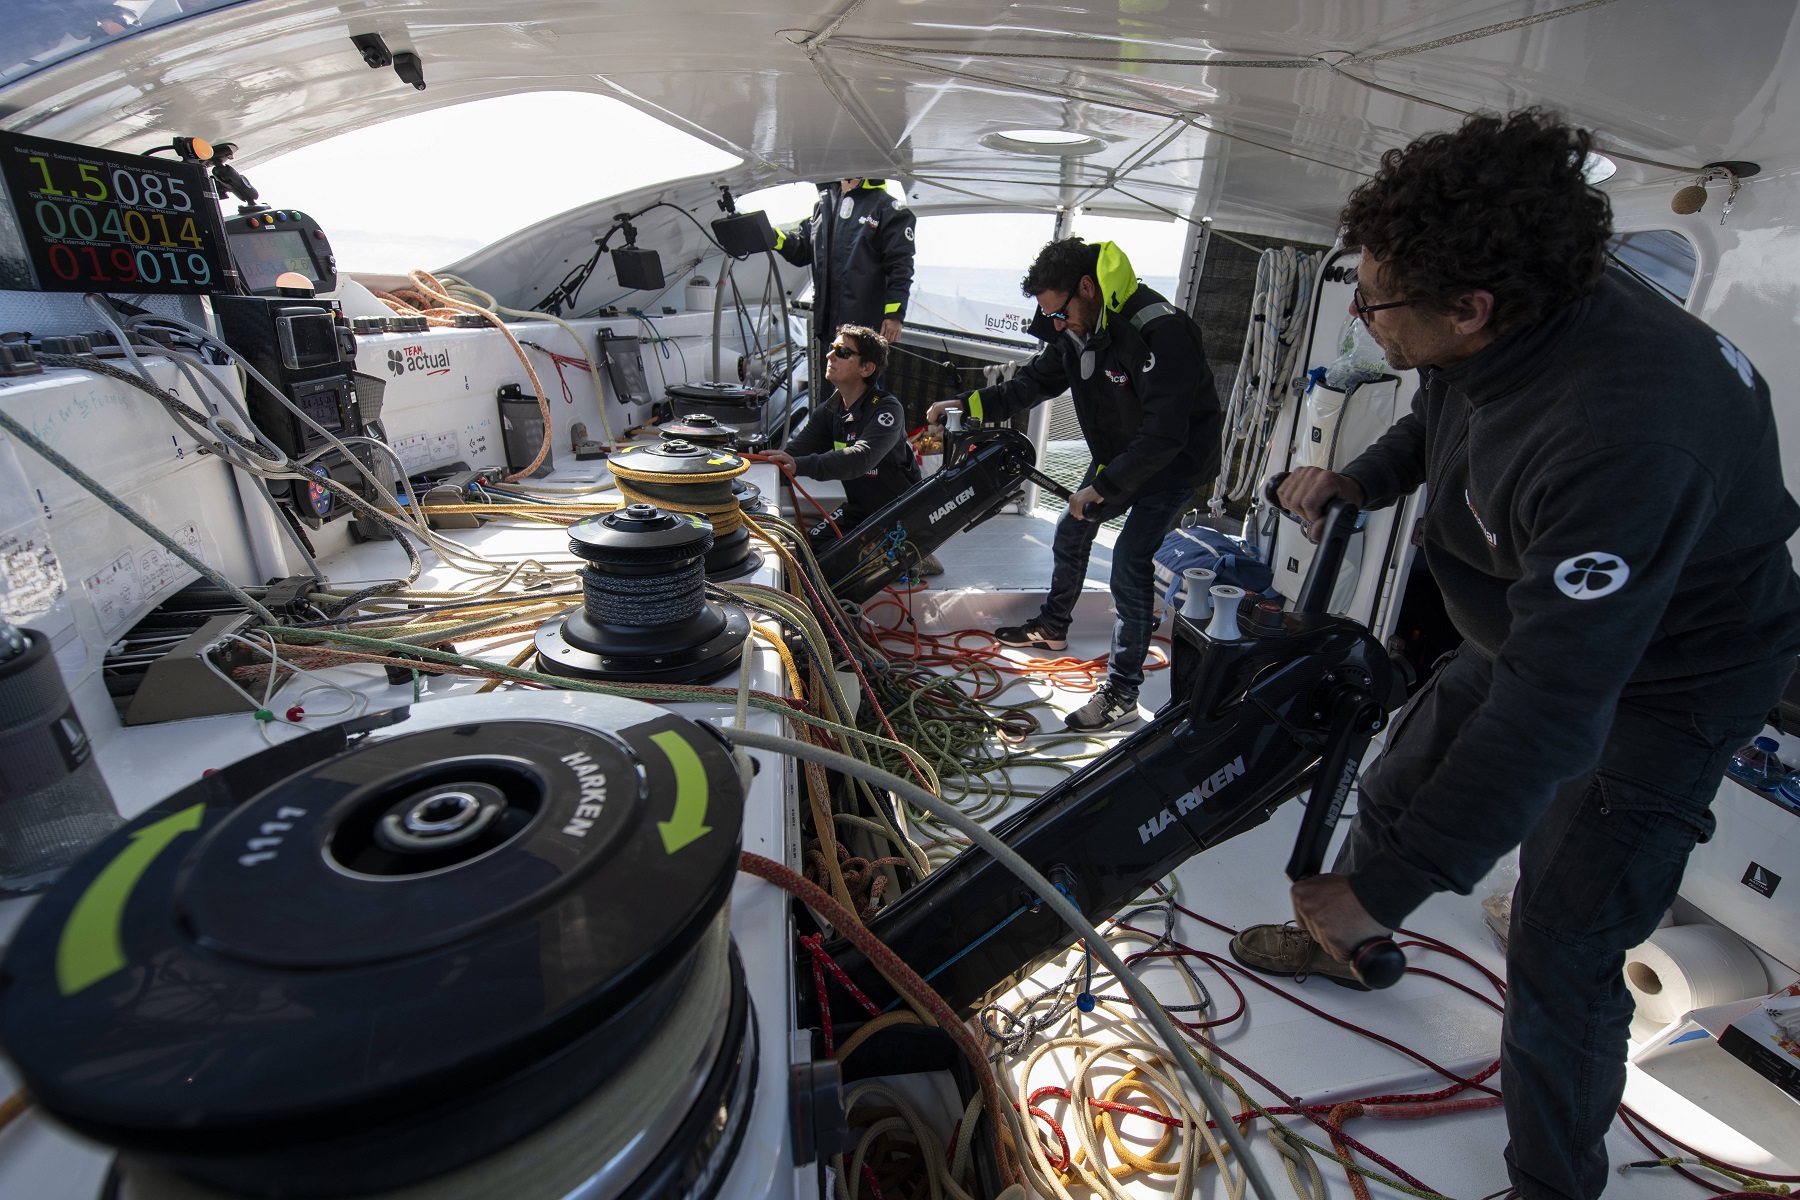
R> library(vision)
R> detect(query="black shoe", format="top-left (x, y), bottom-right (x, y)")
top-left (1065, 683), bottom-right (1140, 732)
top-left (994, 618), bottom-right (1067, 651)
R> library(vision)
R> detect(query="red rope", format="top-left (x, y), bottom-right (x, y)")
top-left (737, 852), bottom-right (1022, 1188)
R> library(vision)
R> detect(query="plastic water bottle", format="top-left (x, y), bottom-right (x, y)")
top-left (1775, 770), bottom-right (1800, 812)
top-left (1726, 736), bottom-right (1788, 791)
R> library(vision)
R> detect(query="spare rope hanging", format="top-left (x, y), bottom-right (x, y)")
top-left (1212, 245), bottom-right (1320, 513)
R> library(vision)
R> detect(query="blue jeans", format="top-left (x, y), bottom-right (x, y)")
top-left (1337, 646), bottom-right (1768, 1200)
top-left (1034, 464), bottom-right (1189, 698)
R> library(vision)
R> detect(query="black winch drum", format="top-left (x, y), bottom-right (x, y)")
top-left (661, 382), bottom-right (767, 415)
top-left (534, 504), bottom-right (752, 683)
top-left (0, 693), bottom-right (755, 1200)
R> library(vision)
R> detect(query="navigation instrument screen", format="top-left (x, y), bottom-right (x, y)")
top-left (232, 229), bottom-right (320, 293)
top-left (293, 380), bottom-right (346, 433)
top-left (0, 131), bottom-right (232, 294)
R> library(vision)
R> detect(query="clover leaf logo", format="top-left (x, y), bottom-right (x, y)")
top-left (1717, 334), bottom-right (1755, 389)
top-left (1554, 552), bottom-right (1630, 600)
top-left (386, 348), bottom-right (406, 377)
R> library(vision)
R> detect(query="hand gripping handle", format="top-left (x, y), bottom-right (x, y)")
top-left (1350, 936), bottom-right (1407, 989)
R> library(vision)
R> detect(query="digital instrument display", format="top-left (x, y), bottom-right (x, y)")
top-left (292, 380), bottom-right (347, 433)
top-left (233, 229), bottom-right (319, 293)
top-left (223, 210), bottom-right (337, 296)
top-left (0, 131), bottom-right (233, 294)
top-left (275, 308), bottom-right (342, 371)
top-left (233, 230), bottom-right (318, 292)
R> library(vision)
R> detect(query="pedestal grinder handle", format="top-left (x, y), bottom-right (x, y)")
top-left (1348, 936), bottom-right (1407, 989)
top-left (1285, 682), bottom-right (1407, 990)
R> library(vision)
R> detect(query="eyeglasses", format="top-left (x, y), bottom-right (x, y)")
top-left (829, 344), bottom-right (859, 360)
top-left (1040, 296), bottom-right (1071, 323)
top-left (1353, 285), bottom-right (1415, 323)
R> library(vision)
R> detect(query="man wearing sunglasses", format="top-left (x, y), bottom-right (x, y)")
top-left (1231, 110), bottom-right (1800, 1200)
top-left (926, 237), bottom-right (1221, 732)
top-left (765, 325), bottom-right (922, 554)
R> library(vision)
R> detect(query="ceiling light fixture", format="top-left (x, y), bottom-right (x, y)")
top-left (981, 129), bottom-right (1108, 157)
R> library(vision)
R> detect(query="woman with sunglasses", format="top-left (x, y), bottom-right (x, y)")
top-left (764, 325), bottom-right (927, 561)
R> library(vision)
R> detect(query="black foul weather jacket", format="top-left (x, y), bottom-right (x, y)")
top-left (785, 386), bottom-right (921, 520)
top-left (961, 244), bottom-right (1221, 505)
top-left (777, 181), bottom-right (916, 339)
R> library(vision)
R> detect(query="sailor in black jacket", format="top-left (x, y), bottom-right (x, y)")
top-left (776, 179), bottom-right (916, 349)
top-left (928, 238), bottom-right (1221, 732)
top-left (765, 325), bottom-right (919, 543)
top-left (1240, 111), bottom-right (1800, 1200)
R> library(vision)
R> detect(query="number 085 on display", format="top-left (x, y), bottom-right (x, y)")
top-left (0, 131), bottom-right (233, 295)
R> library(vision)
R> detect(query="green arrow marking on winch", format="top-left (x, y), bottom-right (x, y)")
top-left (56, 803), bottom-right (204, 996)
top-left (650, 730), bottom-right (712, 854)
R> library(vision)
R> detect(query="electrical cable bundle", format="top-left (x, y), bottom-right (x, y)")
top-left (75, 295), bottom-right (593, 607)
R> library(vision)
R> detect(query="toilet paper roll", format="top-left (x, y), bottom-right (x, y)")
top-left (1624, 925), bottom-right (1769, 1039)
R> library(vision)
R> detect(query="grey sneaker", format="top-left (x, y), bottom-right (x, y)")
top-left (1064, 683), bottom-right (1140, 732)
top-left (1228, 922), bottom-right (1369, 990)
top-left (995, 617), bottom-right (1067, 651)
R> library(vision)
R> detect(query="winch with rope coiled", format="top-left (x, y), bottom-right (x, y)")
top-left (608, 439), bottom-right (761, 580)
top-left (660, 413), bottom-right (740, 448)
top-left (535, 502), bottom-right (751, 684)
top-left (0, 692), bottom-right (756, 1200)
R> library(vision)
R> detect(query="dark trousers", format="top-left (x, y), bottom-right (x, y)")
top-left (1034, 465), bottom-right (1188, 698)
top-left (1337, 646), bottom-right (1767, 1200)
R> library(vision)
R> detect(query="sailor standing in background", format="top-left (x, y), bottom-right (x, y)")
top-left (776, 178), bottom-right (916, 357)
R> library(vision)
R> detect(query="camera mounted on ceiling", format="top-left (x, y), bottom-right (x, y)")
top-left (350, 32), bottom-right (426, 91)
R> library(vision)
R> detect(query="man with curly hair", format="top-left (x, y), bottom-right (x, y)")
top-left (1229, 109), bottom-right (1800, 1199)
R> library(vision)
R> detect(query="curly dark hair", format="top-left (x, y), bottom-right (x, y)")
top-left (1339, 108), bottom-right (1613, 334)
top-left (1022, 237), bottom-right (1102, 299)
top-left (835, 324), bottom-right (888, 374)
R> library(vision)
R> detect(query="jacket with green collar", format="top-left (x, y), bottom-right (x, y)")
top-left (776, 180), bottom-right (916, 338)
top-left (961, 243), bottom-right (1220, 503)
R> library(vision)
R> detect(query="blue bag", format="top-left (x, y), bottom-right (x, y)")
top-left (1152, 524), bottom-right (1273, 618)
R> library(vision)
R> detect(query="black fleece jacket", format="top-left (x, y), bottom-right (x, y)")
top-left (1340, 268), bottom-right (1800, 927)
top-left (785, 386), bottom-right (920, 518)
top-left (964, 283), bottom-right (1221, 503)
